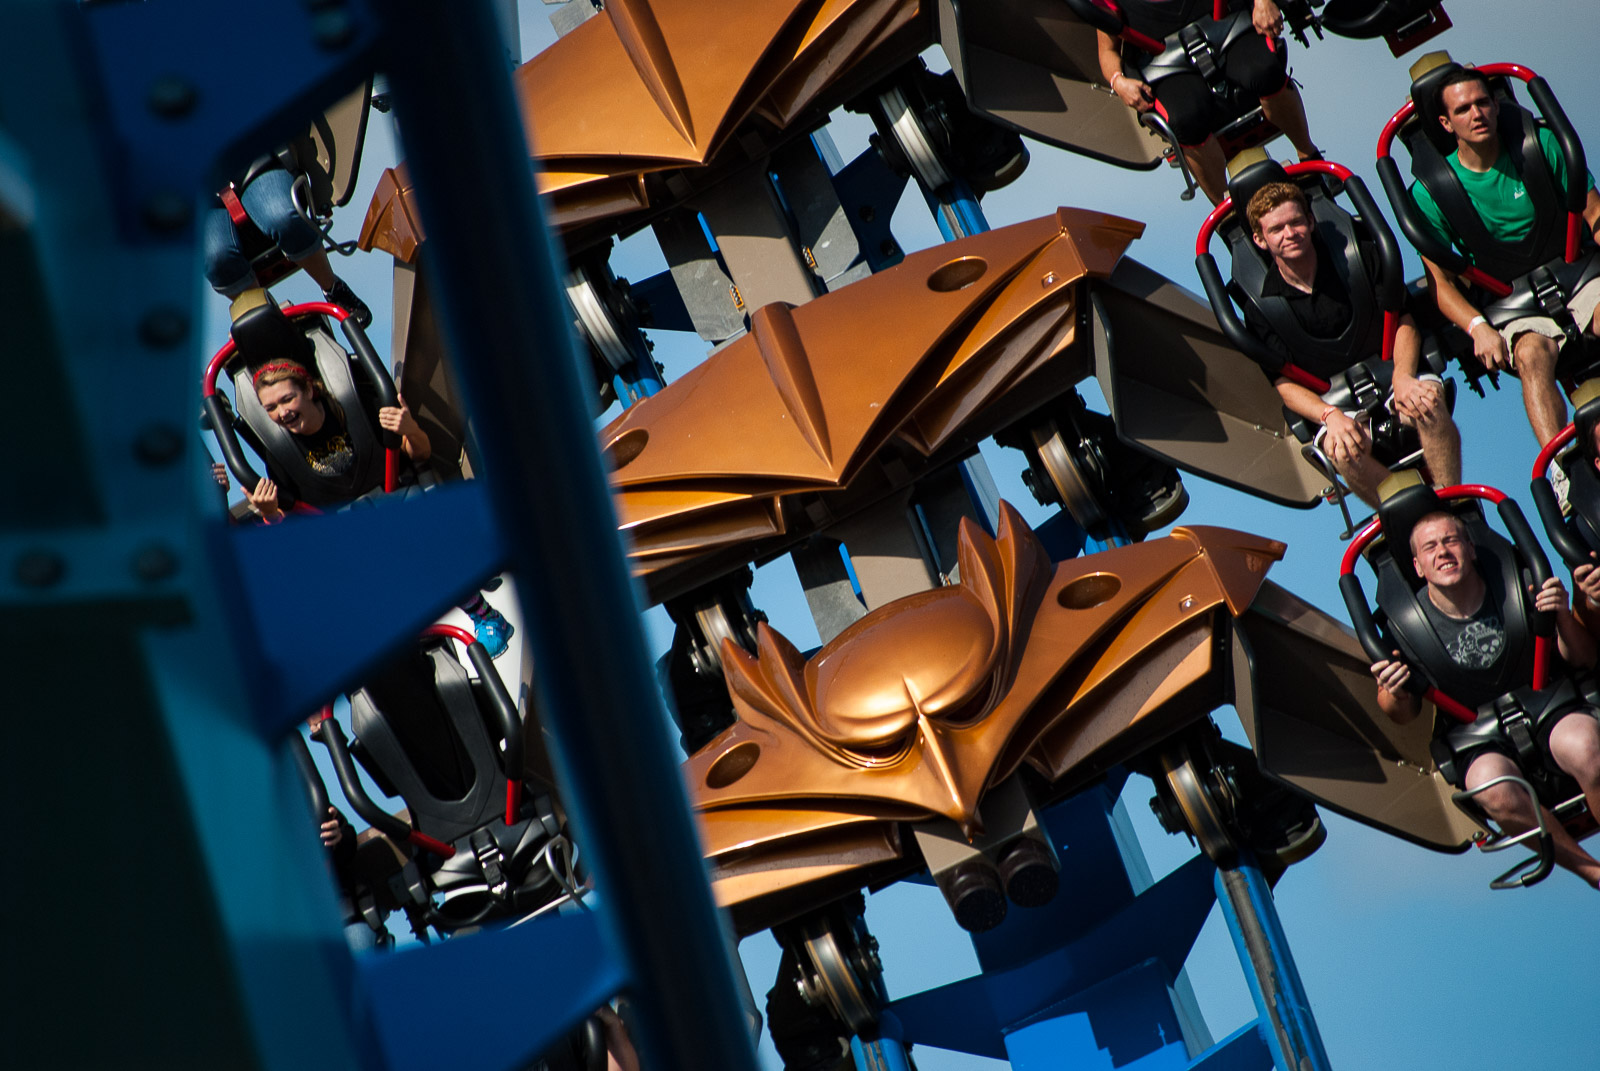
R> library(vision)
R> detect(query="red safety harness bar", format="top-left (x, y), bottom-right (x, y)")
top-left (424, 623), bottom-right (524, 826)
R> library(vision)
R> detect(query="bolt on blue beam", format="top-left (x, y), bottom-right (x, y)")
top-left (1214, 862), bottom-right (1332, 1071)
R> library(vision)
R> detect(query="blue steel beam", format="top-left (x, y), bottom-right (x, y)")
top-left (4, 4), bottom-right (381, 1067)
top-left (887, 853), bottom-right (1219, 1060)
top-left (1216, 862), bottom-right (1333, 1071)
top-left (360, 911), bottom-right (626, 1071)
top-left (378, 4), bottom-right (761, 1071)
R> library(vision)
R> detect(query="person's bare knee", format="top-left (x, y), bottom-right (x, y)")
top-left (1464, 753), bottom-right (1537, 829)
top-left (1514, 333), bottom-right (1559, 378)
top-left (1549, 714), bottom-right (1600, 788)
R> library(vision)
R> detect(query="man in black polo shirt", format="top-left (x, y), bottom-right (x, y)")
top-left (1243, 182), bottom-right (1461, 505)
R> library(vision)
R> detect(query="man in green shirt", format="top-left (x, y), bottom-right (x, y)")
top-left (1412, 67), bottom-right (1600, 448)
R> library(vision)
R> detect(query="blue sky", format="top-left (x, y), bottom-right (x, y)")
top-left (217, 2), bottom-right (1600, 1066)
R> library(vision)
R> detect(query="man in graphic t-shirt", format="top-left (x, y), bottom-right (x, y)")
top-left (1411, 67), bottom-right (1600, 448)
top-left (1370, 511), bottom-right (1600, 887)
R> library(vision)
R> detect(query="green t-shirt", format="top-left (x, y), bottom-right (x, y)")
top-left (1409, 126), bottom-right (1595, 260)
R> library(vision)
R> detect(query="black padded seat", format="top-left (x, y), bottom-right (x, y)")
top-left (350, 643), bottom-right (506, 846)
top-left (1064, 0), bottom-right (1274, 160)
top-left (347, 641), bottom-right (566, 923)
top-left (230, 316), bottom-right (387, 509)
top-left (1379, 53), bottom-right (1600, 381)
top-left (1361, 478), bottom-right (1544, 712)
top-left (1222, 154), bottom-right (1393, 376)
top-left (1403, 67), bottom-right (1568, 282)
top-left (1198, 150), bottom-right (1447, 477)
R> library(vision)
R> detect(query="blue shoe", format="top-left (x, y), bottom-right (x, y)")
top-left (472, 608), bottom-right (513, 659)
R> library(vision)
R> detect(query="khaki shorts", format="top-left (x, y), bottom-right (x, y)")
top-left (1502, 275), bottom-right (1600, 352)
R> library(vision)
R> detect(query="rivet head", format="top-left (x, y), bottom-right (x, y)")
top-left (312, 9), bottom-right (356, 49)
top-left (139, 307), bottom-right (190, 349)
top-left (1042, 271), bottom-right (1057, 287)
top-left (14, 550), bottom-right (65, 589)
top-left (133, 544), bottom-right (179, 583)
top-left (146, 76), bottom-right (197, 119)
top-left (141, 192), bottom-right (192, 233)
top-left (134, 424), bottom-right (185, 466)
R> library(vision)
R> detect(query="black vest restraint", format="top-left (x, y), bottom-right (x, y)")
top-left (1408, 105), bottom-right (1566, 281)
top-left (1230, 216), bottom-right (1385, 372)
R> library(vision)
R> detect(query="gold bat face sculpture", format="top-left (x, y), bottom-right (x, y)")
top-left (688, 501), bottom-right (1289, 930)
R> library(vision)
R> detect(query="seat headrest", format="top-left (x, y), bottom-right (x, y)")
top-left (1375, 471), bottom-right (1449, 584)
top-left (1225, 148), bottom-right (1290, 225)
top-left (230, 288), bottom-right (313, 368)
top-left (1408, 50), bottom-right (1460, 113)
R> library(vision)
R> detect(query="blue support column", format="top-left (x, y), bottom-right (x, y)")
top-left (381, 4), bottom-right (761, 1071)
top-left (613, 360), bottom-right (664, 408)
top-left (1215, 862), bottom-right (1333, 1071)
top-left (851, 1014), bottom-right (916, 1071)
top-left (884, 780), bottom-right (1290, 1070)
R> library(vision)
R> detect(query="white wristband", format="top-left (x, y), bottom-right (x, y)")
top-left (1111, 72), bottom-right (1124, 89)
top-left (1467, 315), bottom-right (1487, 332)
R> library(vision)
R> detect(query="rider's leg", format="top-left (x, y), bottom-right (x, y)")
top-left (1511, 331), bottom-right (1567, 447)
top-left (239, 168), bottom-right (339, 291)
top-left (1259, 84), bottom-right (1317, 161)
top-left (1548, 711), bottom-right (1600, 834)
top-left (1149, 73), bottom-right (1228, 205)
top-left (1225, 32), bottom-right (1317, 161)
top-left (1464, 750), bottom-right (1600, 884)
top-left (1393, 318), bottom-right (1462, 485)
top-left (1330, 447), bottom-right (1389, 508)
top-left (202, 207), bottom-right (255, 298)
top-left (1182, 138), bottom-right (1228, 206)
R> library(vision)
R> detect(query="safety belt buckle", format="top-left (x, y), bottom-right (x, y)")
top-left (1179, 24), bottom-right (1219, 83)
top-left (472, 828), bottom-right (509, 898)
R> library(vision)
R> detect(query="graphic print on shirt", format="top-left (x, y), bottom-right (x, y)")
top-left (1446, 609), bottom-right (1504, 669)
top-left (305, 431), bottom-right (355, 477)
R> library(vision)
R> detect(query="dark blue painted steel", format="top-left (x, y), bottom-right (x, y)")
top-left (1001, 959), bottom-right (1190, 1069)
top-left (379, 3), bottom-right (761, 1070)
top-left (361, 911), bottom-right (626, 1071)
top-left (217, 481), bottom-right (506, 736)
top-left (887, 850), bottom-right (1218, 1059)
top-left (829, 147), bottom-right (910, 273)
top-left (1187, 1022), bottom-right (1277, 1071)
top-left (73, 0), bottom-right (382, 240)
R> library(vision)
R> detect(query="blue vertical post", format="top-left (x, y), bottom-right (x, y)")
top-left (1215, 861), bottom-right (1332, 1071)
top-left (613, 362), bottom-right (663, 408)
top-left (382, 4), bottom-right (760, 1071)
